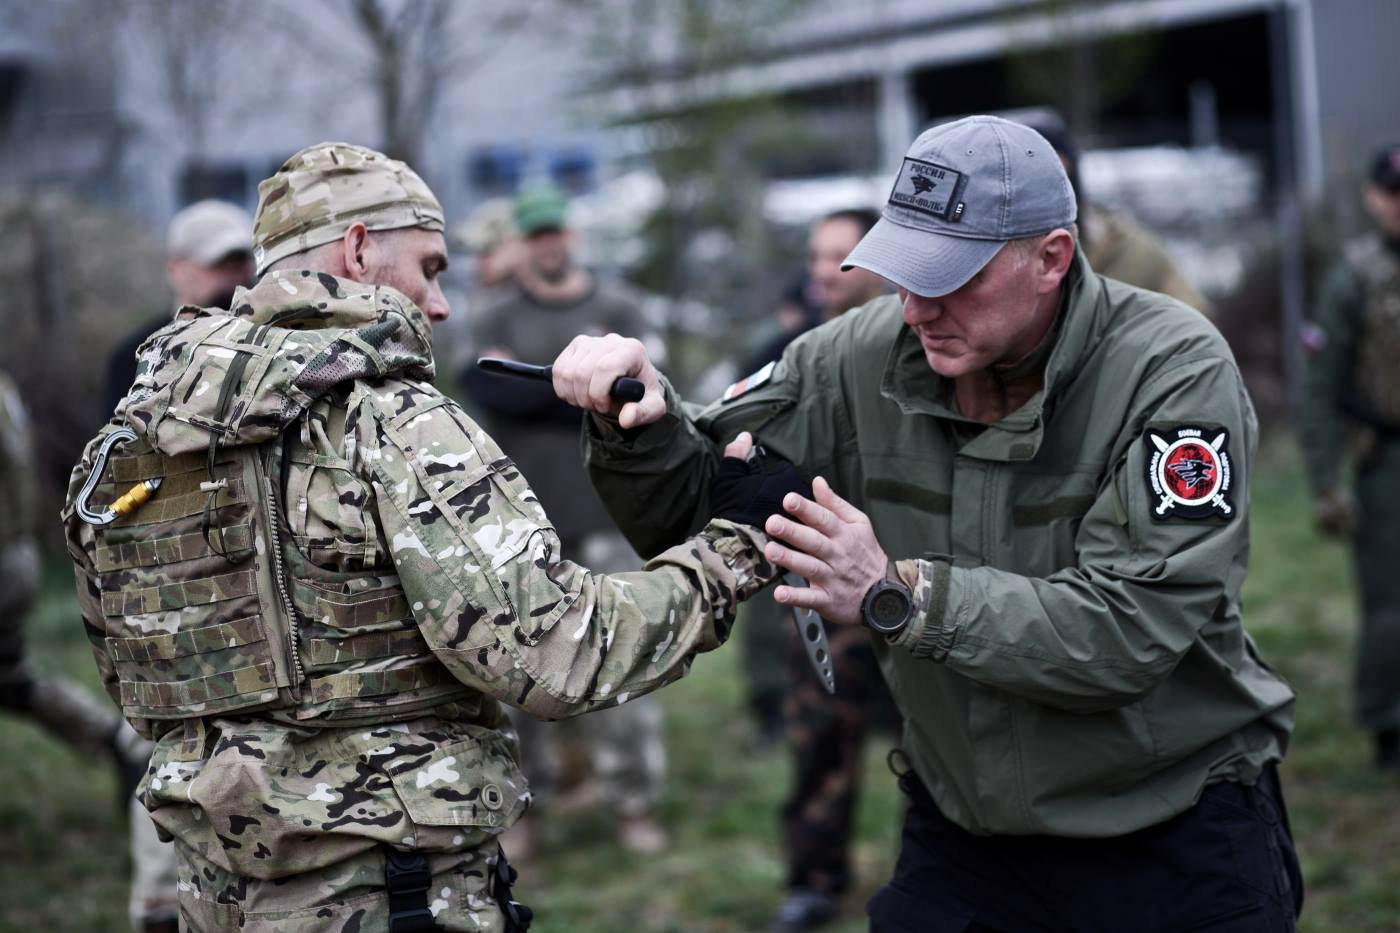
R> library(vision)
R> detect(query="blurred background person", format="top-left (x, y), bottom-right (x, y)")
top-left (1028, 115), bottom-right (1213, 315)
top-left (730, 207), bottom-right (899, 933)
top-left (438, 197), bottom-right (524, 385)
top-left (102, 199), bottom-right (254, 418)
top-left (745, 209), bottom-right (886, 373)
top-left (460, 196), bottom-right (525, 304)
top-left (462, 183), bottom-right (671, 857)
top-left (1298, 142), bottom-right (1400, 774)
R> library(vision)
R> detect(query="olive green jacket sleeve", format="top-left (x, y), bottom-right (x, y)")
top-left (890, 355), bottom-right (1257, 714)
top-left (358, 379), bottom-right (776, 721)
top-left (1297, 259), bottom-right (1365, 493)
top-left (583, 335), bottom-right (850, 558)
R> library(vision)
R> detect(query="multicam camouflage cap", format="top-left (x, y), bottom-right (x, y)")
top-left (251, 142), bottom-right (445, 274)
top-left (454, 198), bottom-right (517, 254)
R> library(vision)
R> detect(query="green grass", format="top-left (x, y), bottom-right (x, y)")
top-left (2, 442), bottom-right (1396, 931)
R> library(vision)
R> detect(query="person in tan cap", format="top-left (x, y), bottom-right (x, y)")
top-left (71, 142), bottom-right (790, 932)
top-left (103, 199), bottom-right (255, 417)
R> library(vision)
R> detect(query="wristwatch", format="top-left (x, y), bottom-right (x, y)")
top-left (861, 560), bottom-right (914, 636)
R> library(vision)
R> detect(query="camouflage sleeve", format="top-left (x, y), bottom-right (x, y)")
top-left (1298, 259), bottom-right (1365, 493)
top-left (356, 380), bottom-right (776, 720)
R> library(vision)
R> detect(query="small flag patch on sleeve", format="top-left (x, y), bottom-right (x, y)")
top-left (723, 361), bottom-right (776, 403)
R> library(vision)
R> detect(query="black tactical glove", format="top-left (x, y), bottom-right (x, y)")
top-left (709, 444), bottom-right (813, 528)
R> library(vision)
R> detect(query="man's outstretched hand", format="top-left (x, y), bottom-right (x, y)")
top-left (552, 334), bottom-right (666, 429)
top-left (764, 477), bottom-right (889, 627)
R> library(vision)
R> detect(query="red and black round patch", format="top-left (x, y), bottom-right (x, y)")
top-left (1143, 426), bottom-right (1234, 521)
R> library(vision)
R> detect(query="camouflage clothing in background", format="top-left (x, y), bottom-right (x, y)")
top-left (0, 372), bottom-right (120, 756)
top-left (780, 618), bottom-right (900, 896)
top-left (1081, 204), bottom-right (1212, 316)
top-left (1298, 232), bottom-right (1400, 733)
top-left (64, 271), bottom-right (776, 930)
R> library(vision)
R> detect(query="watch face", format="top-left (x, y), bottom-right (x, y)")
top-left (869, 586), bottom-right (911, 632)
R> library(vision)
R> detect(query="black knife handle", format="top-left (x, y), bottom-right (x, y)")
top-left (477, 357), bottom-right (646, 404)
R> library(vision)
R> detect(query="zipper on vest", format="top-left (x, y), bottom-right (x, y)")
top-left (261, 451), bottom-right (305, 699)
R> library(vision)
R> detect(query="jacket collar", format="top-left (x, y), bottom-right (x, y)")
top-left (227, 269), bottom-right (433, 344)
top-left (880, 247), bottom-right (1105, 462)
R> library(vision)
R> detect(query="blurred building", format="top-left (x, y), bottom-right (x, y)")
top-left (600, 0), bottom-right (1396, 202)
top-left (0, 2), bottom-right (606, 230)
top-left (0, 0), bottom-right (1395, 294)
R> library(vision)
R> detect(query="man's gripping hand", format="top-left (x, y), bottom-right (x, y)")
top-left (552, 334), bottom-right (666, 429)
top-left (710, 433), bottom-right (813, 527)
top-left (764, 478), bottom-right (889, 627)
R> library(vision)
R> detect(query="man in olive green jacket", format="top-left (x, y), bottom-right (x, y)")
top-left (553, 116), bottom-right (1300, 931)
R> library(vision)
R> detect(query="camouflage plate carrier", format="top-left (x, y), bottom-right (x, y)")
top-left (1343, 234), bottom-right (1400, 428)
top-left (64, 297), bottom-right (476, 739)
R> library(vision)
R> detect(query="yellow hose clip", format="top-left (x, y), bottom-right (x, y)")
top-left (74, 428), bottom-right (163, 526)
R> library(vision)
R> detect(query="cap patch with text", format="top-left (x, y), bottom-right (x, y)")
top-left (1143, 426), bottom-right (1234, 521)
top-left (889, 158), bottom-right (966, 221)
top-left (723, 361), bottom-right (776, 403)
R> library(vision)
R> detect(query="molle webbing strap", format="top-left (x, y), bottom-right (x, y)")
top-left (102, 568), bottom-right (256, 616)
top-left (119, 659), bottom-right (277, 709)
top-left (204, 323), bottom-right (271, 562)
top-left (96, 524), bottom-right (253, 572)
top-left (304, 629), bottom-right (431, 666)
top-left (109, 450), bottom-right (210, 483)
top-left (309, 661), bottom-right (450, 699)
top-left (107, 615), bottom-right (264, 662)
top-left (310, 590), bottom-right (413, 628)
top-left (110, 482), bottom-right (243, 527)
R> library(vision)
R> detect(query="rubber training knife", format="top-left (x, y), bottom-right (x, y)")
top-left (476, 357), bottom-right (645, 403)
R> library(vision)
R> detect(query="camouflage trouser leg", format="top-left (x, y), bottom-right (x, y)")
top-left (780, 621), bottom-right (901, 896)
top-left (175, 842), bottom-right (506, 932)
top-left (1353, 436), bottom-right (1400, 732)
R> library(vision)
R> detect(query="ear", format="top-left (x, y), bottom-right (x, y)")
top-left (165, 256), bottom-right (187, 288)
top-left (340, 223), bottom-right (375, 283)
top-left (1034, 229), bottom-right (1076, 294)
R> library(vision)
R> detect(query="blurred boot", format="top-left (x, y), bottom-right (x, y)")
top-left (618, 813), bottom-right (669, 855)
top-left (770, 889), bottom-right (838, 931)
top-left (1376, 727), bottom-right (1400, 773)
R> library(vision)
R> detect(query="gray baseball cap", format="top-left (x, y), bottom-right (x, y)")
top-left (843, 115), bottom-right (1076, 297)
top-left (167, 199), bottom-right (253, 264)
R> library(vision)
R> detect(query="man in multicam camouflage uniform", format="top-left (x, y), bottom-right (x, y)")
top-left (63, 142), bottom-right (786, 932)
top-left (1298, 141), bottom-right (1400, 774)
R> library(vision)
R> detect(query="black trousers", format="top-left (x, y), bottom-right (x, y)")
top-left (868, 768), bottom-right (1303, 933)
